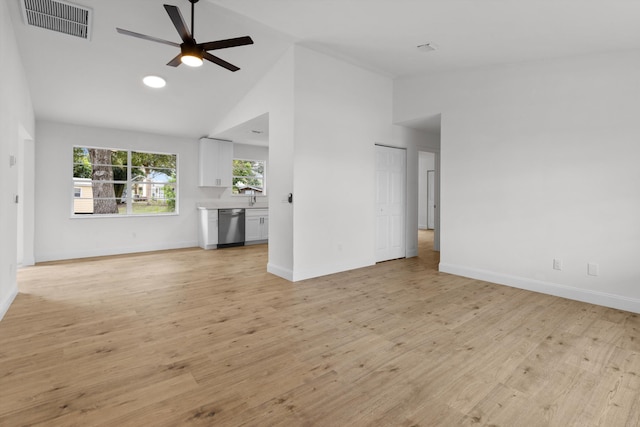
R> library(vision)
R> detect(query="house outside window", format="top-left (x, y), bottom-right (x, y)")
top-left (232, 159), bottom-right (265, 195)
top-left (72, 147), bottom-right (177, 216)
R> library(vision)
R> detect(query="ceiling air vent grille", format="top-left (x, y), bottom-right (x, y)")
top-left (21, 0), bottom-right (92, 40)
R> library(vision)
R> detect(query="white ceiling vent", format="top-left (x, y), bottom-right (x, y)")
top-left (21, 0), bottom-right (92, 40)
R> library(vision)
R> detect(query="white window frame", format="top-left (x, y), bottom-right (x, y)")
top-left (232, 158), bottom-right (266, 196)
top-left (72, 146), bottom-right (178, 217)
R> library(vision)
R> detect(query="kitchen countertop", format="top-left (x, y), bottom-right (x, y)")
top-left (197, 202), bottom-right (268, 210)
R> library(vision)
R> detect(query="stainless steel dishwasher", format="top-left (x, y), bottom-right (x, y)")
top-left (218, 209), bottom-right (245, 248)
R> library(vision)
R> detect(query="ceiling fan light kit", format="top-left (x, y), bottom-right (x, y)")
top-left (180, 44), bottom-right (204, 67)
top-left (116, 0), bottom-right (253, 71)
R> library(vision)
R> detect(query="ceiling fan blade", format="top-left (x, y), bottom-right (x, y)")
top-left (199, 36), bottom-right (254, 52)
top-left (167, 54), bottom-right (182, 67)
top-left (203, 52), bottom-right (240, 72)
top-left (116, 28), bottom-right (179, 47)
top-left (164, 4), bottom-right (192, 42)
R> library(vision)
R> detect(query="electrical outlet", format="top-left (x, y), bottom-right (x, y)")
top-left (553, 258), bottom-right (562, 271)
top-left (588, 263), bottom-right (599, 276)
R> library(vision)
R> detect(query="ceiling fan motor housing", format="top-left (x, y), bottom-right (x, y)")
top-left (181, 43), bottom-right (203, 59)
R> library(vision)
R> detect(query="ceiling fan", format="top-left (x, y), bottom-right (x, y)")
top-left (116, 0), bottom-right (253, 71)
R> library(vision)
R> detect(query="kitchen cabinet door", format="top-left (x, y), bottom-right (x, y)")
top-left (261, 216), bottom-right (269, 240)
top-left (199, 138), bottom-right (233, 187)
top-left (245, 209), bottom-right (268, 243)
top-left (245, 216), bottom-right (261, 242)
top-left (216, 141), bottom-right (233, 187)
top-left (198, 209), bottom-right (218, 249)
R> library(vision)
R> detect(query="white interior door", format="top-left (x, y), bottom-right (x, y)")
top-left (375, 145), bottom-right (406, 262)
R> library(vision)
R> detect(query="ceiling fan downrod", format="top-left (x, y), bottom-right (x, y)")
top-left (189, 0), bottom-right (198, 40)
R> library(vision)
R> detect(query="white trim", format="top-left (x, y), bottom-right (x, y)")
top-left (0, 286), bottom-right (18, 322)
top-left (374, 143), bottom-right (407, 150)
top-left (267, 263), bottom-right (293, 281)
top-left (292, 260), bottom-right (374, 282)
top-left (36, 240), bottom-right (198, 263)
top-left (439, 263), bottom-right (640, 314)
top-left (375, 144), bottom-right (407, 262)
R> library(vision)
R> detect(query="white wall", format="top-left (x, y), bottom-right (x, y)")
top-left (213, 48), bottom-right (296, 279)
top-left (217, 45), bottom-right (441, 282)
top-left (395, 50), bottom-right (640, 312)
top-left (0, 1), bottom-right (35, 320)
top-left (291, 46), bottom-right (395, 280)
top-left (234, 143), bottom-right (268, 163)
top-left (34, 121), bottom-right (213, 262)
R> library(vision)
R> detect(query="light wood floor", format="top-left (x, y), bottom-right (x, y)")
top-left (1, 231), bottom-right (639, 426)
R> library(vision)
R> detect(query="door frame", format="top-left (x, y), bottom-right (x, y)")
top-left (375, 144), bottom-right (407, 262)
top-left (418, 149), bottom-right (440, 252)
top-left (427, 169), bottom-right (435, 230)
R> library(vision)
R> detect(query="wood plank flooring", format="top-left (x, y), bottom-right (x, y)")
top-left (1, 230), bottom-right (639, 426)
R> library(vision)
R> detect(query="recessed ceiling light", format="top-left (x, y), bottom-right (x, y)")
top-left (143, 75), bottom-right (166, 88)
top-left (417, 43), bottom-right (437, 52)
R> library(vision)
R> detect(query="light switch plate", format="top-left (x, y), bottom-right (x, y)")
top-left (553, 259), bottom-right (562, 271)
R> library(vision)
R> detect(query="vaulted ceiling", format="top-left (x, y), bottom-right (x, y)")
top-left (7, 0), bottom-right (640, 140)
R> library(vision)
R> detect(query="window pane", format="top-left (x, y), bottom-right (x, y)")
top-left (131, 152), bottom-right (176, 168)
top-left (90, 197), bottom-right (121, 215)
top-left (130, 182), bottom-right (175, 214)
top-left (232, 159), bottom-right (265, 195)
top-left (73, 183), bottom-right (93, 214)
top-left (73, 147), bottom-right (92, 178)
top-left (73, 147), bottom-right (177, 216)
top-left (110, 165), bottom-right (127, 181)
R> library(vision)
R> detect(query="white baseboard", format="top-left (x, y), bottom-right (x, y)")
top-left (0, 286), bottom-right (18, 322)
top-left (269, 259), bottom-right (376, 283)
top-left (36, 240), bottom-right (199, 263)
top-left (439, 263), bottom-right (640, 314)
top-left (292, 258), bottom-right (375, 282)
top-left (267, 263), bottom-right (293, 281)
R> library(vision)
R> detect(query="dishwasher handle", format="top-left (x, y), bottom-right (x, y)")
top-left (219, 209), bottom-right (245, 216)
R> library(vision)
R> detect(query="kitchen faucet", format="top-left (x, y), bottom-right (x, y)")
top-left (248, 195), bottom-right (256, 206)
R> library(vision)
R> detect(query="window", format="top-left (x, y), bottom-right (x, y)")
top-left (232, 159), bottom-right (265, 195)
top-left (72, 147), bottom-right (177, 216)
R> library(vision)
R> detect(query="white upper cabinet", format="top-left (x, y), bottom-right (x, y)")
top-left (199, 138), bottom-right (233, 187)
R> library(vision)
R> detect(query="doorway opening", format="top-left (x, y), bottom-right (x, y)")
top-left (17, 125), bottom-right (35, 268)
top-left (419, 151), bottom-right (436, 231)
